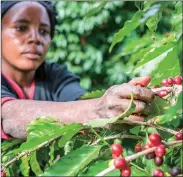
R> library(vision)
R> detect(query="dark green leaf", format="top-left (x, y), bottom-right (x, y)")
top-left (130, 126), bottom-right (141, 135)
top-left (30, 151), bottom-right (43, 176)
top-left (109, 10), bottom-right (143, 53)
top-left (80, 90), bottom-right (105, 99)
top-left (42, 145), bottom-right (102, 176)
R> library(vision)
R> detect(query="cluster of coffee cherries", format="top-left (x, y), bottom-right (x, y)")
top-left (135, 132), bottom-right (183, 176)
top-left (110, 143), bottom-right (131, 177)
top-left (158, 76), bottom-right (182, 97)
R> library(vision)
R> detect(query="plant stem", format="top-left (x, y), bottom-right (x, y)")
top-left (89, 126), bottom-right (110, 147)
top-left (92, 133), bottom-right (142, 145)
top-left (1, 135), bottom-right (61, 171)
top-left (117, 119), bottom-right (177, 135)
top-left (95, 140), bottom-right (182, 176)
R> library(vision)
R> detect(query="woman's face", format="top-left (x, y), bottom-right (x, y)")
top-left (2, 1), bottom-right (51, 72)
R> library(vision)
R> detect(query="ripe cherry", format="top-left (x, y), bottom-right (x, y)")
top-left (135, 143), bottom-right (142, 153)
top-left (170, 166), bottom-right (181, 177)
top-left (155, 144), bottom-right (166, 157)
top-left (153, 169), bottom-right (164, 177)
top-left (149, 133), bottom-right (162, 146)
top-left (154, 156), bottom-right (163, 166)
top-left (157, 90), bottom-right (168, 97)
top-left (174, 76), bottom-right (182, 85)
top-left (166, 77), bottom-right (174, 86)
top-left (175, 132), bottom-right (183, 140)
top-left (145, 152), bottom-right (156, 159)
top-left (114, 157), bottom-right (127, 169)
top-left (1, 171), bottom-right (6, 177)
top-left (111, 144), bottom-right (123, 157)
top-left (120, 165), bottom-right (131, 177)
top-left (143, 143), bottom-right (152, 150)
top-left (161, 79), bottom-right (169, 87)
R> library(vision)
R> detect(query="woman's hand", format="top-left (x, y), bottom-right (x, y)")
top-left (95, 76), bottom-right (154, 122)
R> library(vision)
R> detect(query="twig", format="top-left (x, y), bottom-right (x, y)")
top-left (92, 133), bottom-right (142, 145)
top-left (95, 140), bottom-right (182, 176)
top-left (117, 119), bottom-right (177, 135)
top-left (1, 135), bottom-right (61, 171)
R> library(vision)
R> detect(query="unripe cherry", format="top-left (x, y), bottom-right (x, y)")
top-left (166, 77), bottom-right (174, 86)
top-left (135, 143), bottom-right (142, 153)
top-left (174, 76), bottom-right (182, 85)
top-left (153, 169), bottom-right (164, 177)
top-left (154, 156), bottom-right (164, 166)
top-left (111, 144), bottom-right (123, 157)
top-left (161, 79), bottom-right (169, 87)
top-left (149, 133), bottom-right (162, 146)
top-left (113, 157), bottom-right (127, 169)
top-left (175, 132), bottom-right (183, 140)
top-left (157, 90), bottom-right (168, 97)
top-left (155, 144), bottom-right (166, 157)
top-left (120, 165), bottom-right (131, 177)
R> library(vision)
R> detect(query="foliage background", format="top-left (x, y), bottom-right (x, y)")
top-left (46, 1), bottom-right (181, 91)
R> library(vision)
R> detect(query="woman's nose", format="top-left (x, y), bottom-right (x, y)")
top-left (28, 28), bottom-right (41, 44)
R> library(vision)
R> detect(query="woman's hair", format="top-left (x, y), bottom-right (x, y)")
top-left (1, 1), bottom-right (57, 38)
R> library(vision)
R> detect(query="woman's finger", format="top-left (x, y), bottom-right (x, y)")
top-left (128, 76), bottom-right (151, 87)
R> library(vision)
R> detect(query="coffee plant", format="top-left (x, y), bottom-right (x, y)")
top-left (1, 1), bottom-right (182, 176)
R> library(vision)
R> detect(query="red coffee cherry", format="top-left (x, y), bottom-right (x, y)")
top-left (114, 157), bottom-right (127, 169)
top-left (166, 77), bottom-right (174, 86)
top-left (111, 144), bottom-right (123, 157)
top-left (161, 79), bottom-right (169, 87)
top-left (120, 165), bottom-right (131, 177)
top-left (157, 90), bottom-right (168, 97)
top-left (149, 133), bottom-right (162, 146)
top-left (153, 169), bottom-right (164, 177)
top-left (135, 143), bottom-right (142, 153)
top-left (1, 171), bottom-right (6, 177)
top-left (145, 152), bottom-right (156, 159)
top-left (155, 144), bottom-right (166, 157)
top-left (174, 76), bottom-right (182, 85)
top-left (175, 132), bottom-right (183, 140)
top-left (154, 156), bottom-right (164, 166)
top-left (143, 143), bottom-right (151, 150)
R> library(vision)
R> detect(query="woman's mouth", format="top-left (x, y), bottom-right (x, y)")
top-left (22, 53), bottom-right (41, 60)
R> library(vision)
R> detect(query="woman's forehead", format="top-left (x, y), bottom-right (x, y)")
top-left (3, 1), bottom-right (50, 26)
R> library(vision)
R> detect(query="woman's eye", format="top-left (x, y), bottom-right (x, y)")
top-left (15, 26), bottom-right (27, 32)
top-left (40, 29), bottom-right (50, 36)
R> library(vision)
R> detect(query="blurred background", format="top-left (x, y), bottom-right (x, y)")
top-left (46, 1), bottom-right (180, 91)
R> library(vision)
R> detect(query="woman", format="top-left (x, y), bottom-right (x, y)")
top-left (1, 1), bottom-right (154, 139)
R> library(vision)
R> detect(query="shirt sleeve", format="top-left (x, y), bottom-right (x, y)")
top-left (44, 62), bottom-right (87, 102)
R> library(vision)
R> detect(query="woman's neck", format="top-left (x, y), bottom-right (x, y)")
top-left (2, 61), bottom-right (36, 88)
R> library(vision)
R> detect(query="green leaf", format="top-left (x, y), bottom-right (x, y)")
top-left (146, 9), bottom-right (162, 33)
top-left (18, 118), bottom-right (83, 152)
top-left (131, 165), bottom-right (149, 176)
top-left (172, 2), bottom-right (182, 30)
top-left (130, 41), bottom-right (176, 73)
top-left (157, 93), bottom-right (182, 124)
top-left (130, 126), bottom-right (141, 135)
top-left (30, 151), bottom-right (43, 176)
top-left (58, 123), bottom-right (84, 148)
top-left (109, 10), bottom-right (143, 53)
top-left (49, 141), bottom-right (55, 166)
top-left (87, 93), bottom-right (136, 128)
top-left (20, 155), bottom-right (30, 176)
top-left (80, 89), bottom-right (105, 99)
top-left (85, 2), bottom-right (107, 19)
top-left (42, 145), bottom-right (102, 176)
top-left (150, 45), bottom-right (180, 86)
top-left (1, 139), bottom-right (24, 152)
top-left (79, 160), bottom-right (120, 176)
